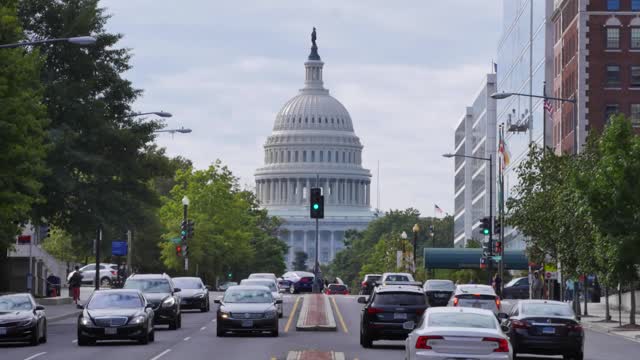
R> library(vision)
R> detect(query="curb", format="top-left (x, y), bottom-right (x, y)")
top-left (49, 310), bottom-right (81, 323)
top-left (296, 294), bottom-right (337, 331)
top-left (582, 321), bottom-right (640, 343)
top-left (286, 351), bottom-right (345, 360)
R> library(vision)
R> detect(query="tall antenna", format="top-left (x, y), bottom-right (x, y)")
top-left (376, 160), bottom-right (381, 214)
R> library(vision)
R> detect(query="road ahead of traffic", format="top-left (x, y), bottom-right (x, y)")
top-left (1, 293), bottom-right (639, 360)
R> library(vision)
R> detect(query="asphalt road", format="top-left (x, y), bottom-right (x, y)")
top-left (1, 294), bottom-right (639, 360)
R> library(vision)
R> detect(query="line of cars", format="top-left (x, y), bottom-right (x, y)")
top-left (357, 273), bottom-right (585, 360)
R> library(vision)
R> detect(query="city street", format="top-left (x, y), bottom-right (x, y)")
top-left (1, 293), bottom-right (639, 360)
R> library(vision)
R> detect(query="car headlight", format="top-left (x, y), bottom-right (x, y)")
top-left (130, 315), bottom-right (146, 325)
top-left (264, 310), bottom-right (277, 319)
top-left (220, 311), bottom-right (230, 319)
top-left (79, 317), bottom-right (91, 326)
top-left (162, 297), bottom-right (176, 308)
top-left (195, 292), bottom-right (206, 298)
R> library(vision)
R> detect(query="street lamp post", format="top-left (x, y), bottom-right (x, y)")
top-left (443, 153), bottom-right (494, 283)
top-left (412, 224), bottom-right (420, 277)
top-left (154, 127), bottom-right (192, 134)
top-left (182, 196), bottom-right (190, 272)
top-left (400, 231), bottom-right (408, 272)
top-left (0, 36), bottom-right (96, 49)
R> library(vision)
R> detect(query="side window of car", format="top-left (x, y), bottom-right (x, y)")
top-left (84, 265), bottom-right (95, 271)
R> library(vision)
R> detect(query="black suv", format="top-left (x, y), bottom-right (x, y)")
top-left (358, 285), bottom-right (428, 348)
top-left (124, 274), bottom-right (182, 329)
top-left (359, 274), bottom-right (381, 295)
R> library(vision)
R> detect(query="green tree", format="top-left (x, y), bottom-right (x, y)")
top-left (0, 0), bottom-right (47, 255)
top-left (292, 251), bottom-right (308, 271)
top-left (18, 0), bottom-right (169, 255)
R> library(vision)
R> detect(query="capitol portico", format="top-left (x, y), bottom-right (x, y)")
top-left (255, 29), bottom-right (375, 267)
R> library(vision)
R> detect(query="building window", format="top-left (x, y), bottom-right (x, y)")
top-left (311, 151), bottom-right (315, 162)
top-left (342, 152), bottom-right (346, 163)
top-left (295, 151), bottom-right (298, 162)
top-left (327, 151), bottom-right (331, 162)
top-left (607, 0), bottom-right (620, 10)
top-left (632, 28), bottom-right (640, 49)
top-left (335, 152), bottom-right (339, 162)
top-left (606, 27), bottom-right (620, 49)
top-left (319, 151), bottom-right (324, 162)
top-left (631, 104), bottom-right (640, 126)
top-left (605, 104), bottom-right (620, 124)
top-left (287, 151), bottom-right (291, 162)
top-left (634, 0), bottom-right (640, 10)
top-left (303, 151), bottom-right (307, 162)
top-left (632, 66), bottom-right (640, 87)
top-left (606, 65), bottom-right (621, 87)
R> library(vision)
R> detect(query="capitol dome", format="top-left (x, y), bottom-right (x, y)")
top-left (255, 29), bottom-right (374, 267)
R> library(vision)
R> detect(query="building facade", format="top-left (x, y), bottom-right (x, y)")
top-left (551, 0), bottom-right (640, 154)
top-left (496, 0), bottom-right (554, 250)
top-left (254, 35), bottom-right (374, 268)
top-left (453, 74), bottom-right (497, 248)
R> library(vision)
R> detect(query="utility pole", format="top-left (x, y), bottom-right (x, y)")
top-left (488, 154), bottom-right (494, 285)
top-left (126, 230), bottom-right (132, 275)
top-left (94, 227), bottom-right (102, 290)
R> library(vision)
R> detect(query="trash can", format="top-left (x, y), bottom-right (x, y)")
top-left (46, 275), bottom-right (61, 297)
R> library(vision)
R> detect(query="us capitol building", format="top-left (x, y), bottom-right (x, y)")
top-left (254, 29), bottom-right (375, 268)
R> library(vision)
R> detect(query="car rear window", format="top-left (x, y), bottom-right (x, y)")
top-left (328, 285), bottom-right (347, 291)
top-left (428, 312), bottom-right (497, 329)
top-left (374, 292), bottom-right (426, 305)
top-left (522, 303), bottom-right (574, 317)
top-left (366, 275), bottom-right (381, 281)
top-left (385, 275), bottom-right (411, 282)
top-left (426, 281), bottom-right (454, 291)
top-left (456, 294), bottom-right (496, 300)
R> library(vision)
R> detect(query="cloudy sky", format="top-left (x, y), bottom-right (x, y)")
top-left (102, 0), bottom-right (502, 216)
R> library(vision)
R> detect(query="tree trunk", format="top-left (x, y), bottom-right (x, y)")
top-left (630, 283), bottom-right (636, 326)
top-left (605, 286), bottom-right (611, 321)
top-left (583, 276), bottom-right (589, 316)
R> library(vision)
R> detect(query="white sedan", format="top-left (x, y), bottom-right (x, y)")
top-left (405, 307), bottom-right (512, 360)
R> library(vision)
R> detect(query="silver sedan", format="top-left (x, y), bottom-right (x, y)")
top-left (405, 307), bottom-right (512, 360)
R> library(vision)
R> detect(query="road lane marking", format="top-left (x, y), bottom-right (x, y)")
top-left (200, 326), bottom-right (206, 331)
top-left (24, 353), bottom-right (47, 360)
top-left (150, 349), bottom-right (171, 360)
top-left (183, 336), bottom-right (190, 341)
top-left (284, 296), bottom-right (302, 332)
top-left (331, 296), bottom-right (349, 333)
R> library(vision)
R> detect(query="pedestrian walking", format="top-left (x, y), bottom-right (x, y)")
top-left (565, 279), bottom-right (574, 302)
top-left (492, 274), bottom-right (502, 297)
top-left (532, 271), bottom-right (543, 299)
top-left (68, 266), bottom-right (83, 304)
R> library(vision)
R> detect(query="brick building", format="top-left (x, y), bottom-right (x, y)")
top-left (551, 0), bottom-right (640, 153)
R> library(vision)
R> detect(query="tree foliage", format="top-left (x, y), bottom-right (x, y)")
top-left (292, 251), bottom-right (308, 271)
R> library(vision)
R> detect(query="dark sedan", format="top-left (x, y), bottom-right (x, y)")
top-left (77, 289), bottom-right (155, 345)
top-left (123, 274), bottom-right (182, 329)
top-left (501, 300), bottom-right (584, 360)
top-left (502, 276), bottom-right (530, 299)
top-left (215, 285), bottom-right (281, 337)
top-left (173, 277), bottom-right (210, 312)
top-left (422, 279), bottom-right (454, 307)
top-left (0, 293), bottom-right (46, 345)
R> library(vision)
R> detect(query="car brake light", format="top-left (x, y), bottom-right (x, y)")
top-left (483, 337), bottom-right (509, 352)
top-left (416, 308), bottom-right (425, 315)
top-left (362, 281), bottom-right (367, 287)
top-left (567, 323), bottom-right (583, 332)
top-left (415, 335), bottom-right (443, 349)
top-left (367, 307), bottom-right (384, 315)
top-left (511, 319), bottom-right (530, 329)
top-left (495, 296), bottom-right (501, 310)
top-left (453, 297), bottom-right (459, 306)
top-left (111, 270), bottom-right (116, 276)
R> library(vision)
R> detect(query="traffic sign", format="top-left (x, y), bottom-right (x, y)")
top-left (112, 241), bottom-right (127, 256)
top-left (545, 271), bottom-right (558, 280)
top-left (491, 256), bottom-right (502, 261)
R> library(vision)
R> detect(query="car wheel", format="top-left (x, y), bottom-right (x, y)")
top-left (177, 314), bottom-right (182, 328)
top-left (149, 328), bottom-right (155, 342)
top-left (270, 327), bottom-right (279, 337)
top-left (216, 325), bottom-right (225, 337)
top-left (138, 328), bottom-right (149, 345)
top-left (29, 324), bottom-right (39, 346)
top-left (360, 328), bottom-right (373, 348)
top-left (41, 320), bottom-right (47, 343)
top-left (201, 300), bottom-right (209, 313)
top-left (168, 317), bottom-right (178, 330)
top-left (564, 352), bottom-right (584, 360)
top-left (77, 334), bottom-right (93, 346)
top-left (100, 277), bottom-right (111, 287)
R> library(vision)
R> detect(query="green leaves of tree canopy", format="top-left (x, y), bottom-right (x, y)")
top-left (292, 251), bottom-right (309, 271)
top-left (159, 161), bottom-right (287, 281)
top-left (0, 0), bottom-right (48, 254)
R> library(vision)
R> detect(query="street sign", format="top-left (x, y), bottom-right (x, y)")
top-left (491, 256), bottom-right (502, 261)
top-left (169, 237), bottom-right (181, 244)
top-left (545, 271), bottom-right (558, 280)
top-left (112, 240), bottom-right (128, 256)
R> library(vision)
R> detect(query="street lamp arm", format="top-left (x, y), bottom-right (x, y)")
top-left (443, 153), bottom-right (491, 162)
top-left (126, 111), bottom-right (173, 118)
top-left (0, 36), bottom-right (96, 49)
top-left (492, 92), bottom-right (576, 104)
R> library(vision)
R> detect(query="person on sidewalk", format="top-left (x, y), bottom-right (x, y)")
top-left (532, 271), bottom-right (543, 299)
top-left (492, 274), bottom-right (502, 297)
top-left (68, 266), bottom-right (83, 304)
top-left (566, 279), bottom-right (574, 302)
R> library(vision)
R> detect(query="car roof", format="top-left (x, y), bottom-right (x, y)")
top-left (93, 289), bottom-right (141, 294)
top-left (426, 306), bottom-right (496, 316)
top-left (518, 299), bottom-right (568, 306)
top-left (375, 285), bottom-right (424, 294)
top-left (365, 274), bottom-right (382, 277)
top-left (455, 284), bottom-right (496, 295)
top-left (249, 273), bottom-right (276, 276)
top-left (382, 272), bottom-right (412, 276)
top-left (241, 279), bottom-right (276, 284)
top-left (127, 273), bottom-right (171, 280)
top-left (173, 277), bottom-right (202, 281)
top-left (227, 285), bottom-right (272, 291)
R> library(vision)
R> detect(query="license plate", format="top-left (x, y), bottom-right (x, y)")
top-left (105, 327), bottom-right (117, 335)
top-left (393, 313), bottom-right (407, 320)
top-left (0, 328), bottom-right (6, 335)
top-left (472, 302), bottom-right (482, 308)
top-left (542, 327), bottom-right (555, 334)
top-left (435, 293), bottom-right (448, 298)
top-left (241, 320), bottom-right (253, 328)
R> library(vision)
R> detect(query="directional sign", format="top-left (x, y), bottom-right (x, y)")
top-left (112, 240), bottom-right (128, 256)
top-left (491, 256), bottom-right (502, 261)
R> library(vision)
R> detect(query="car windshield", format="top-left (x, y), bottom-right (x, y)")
top-left (88, 292), bottom-right (142, 309)
top-left (428, 312), bottom-right (497, 329)
top-left (249, 274), bottom-right (274, 279)
top-left (173, 278), bottom-right (203, 289)
top-left (426, 281), bottom-right (454, 290)
top-left (240, 280), bottom-right (276, 291)
top-left (0, 295), bottom-right (33, 311)
top-left (522, 303), bottom-right (574, 317)
top-left (506, 278), bottom-right (523, 287)
top-left (374, 292), bottom-right (426, 305)
top-left (124, 279), bottom-right (172, 293)
top-left (385, 275), bottom-right (411, 282)
top-left (328, 285), bottom-right (347, 291)
top-left (223, 289), bottom-right (273, 303)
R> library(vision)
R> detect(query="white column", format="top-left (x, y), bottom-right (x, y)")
top-left (330, 231), bottom-right (336, 261)
top-left (296, 178), bottom-right (302, 204)
top-left (366, 181), bottom-right (371, 206)
top-left (268, 180), bottom-right (273, 204)
top-left (306, 178), bottom-right (311, 201)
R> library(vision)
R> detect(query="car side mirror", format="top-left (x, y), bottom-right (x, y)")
top-left (275, 299), bottom-right (283, 304)
top-left (357, 296), bottom-right (367, 304)
top-left (35, 305), bottom-right (45, 311)
top-left (214, 299), bottom-right (221, 304)
top-left (173, 288), bottom-right (181, 293)
top-left (76, 304), bottom-right (84, 310)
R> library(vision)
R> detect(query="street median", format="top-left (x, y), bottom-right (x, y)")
top-left (295, 294), bottom-right (337, 331)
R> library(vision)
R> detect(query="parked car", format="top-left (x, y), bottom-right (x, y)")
top-left (215, 285), bottom-right (282, 337)
top-left (77, 289), bottom-right (154, 345)
top-left (360, 274), bottom-right (381, 295)
top-left (282, 271), bottom-right (315, 294)
top-left (123, 273), bottom-right (182, 329)
top-left (325, 284), bottom-right (349, 295)
top-left (448, 284), bottom-right (502, 316)
top-left (68, 263), bottom-right (118, 287)
top-left (0, 293), bottom-right (47, 345)
top-left (404, 307), bottom-right (512, 360)
top-left (248, 273), bottom-right (278, 282)
top-left (502, 276), bottom-right (530, 299)
top-left (173, 277), bottom-right (210, 312)
top-left (358, 285), bottom-right (428, 348)
top-left (423, 279), bottom-right (455, 307)
top-left (500, 300), bottom-right (584, 360)
top-left (240, 278), bottom-right (283, 317)
top-left (218, 281), bottom-right (238, 291)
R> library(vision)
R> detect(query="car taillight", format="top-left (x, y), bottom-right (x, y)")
top-left (453, 297), bottom-right (459, 306)
top-left (483, 337), bottom-right (509, 352)
top-left (111, 270), bottom-right (116, 276)
top-left (511, 319), bottom-right (530, 329)
top-left (495, 296), bottom-right (501, 310)
top-left (362, 281), bottom-right (367, 287)
top-left (416, 308), bottom-right (426, 315)
top-left (567, 323), bottom-right (583, 332)
top-left (415, 335), bottom-right (443, 349)
top-left (367, 307), bottom-right (384, 314)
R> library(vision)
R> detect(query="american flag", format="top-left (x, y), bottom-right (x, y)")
top-left (544, 100), bottom-right (554, 115)
top-left (434, 204), bottom-right (444, 214)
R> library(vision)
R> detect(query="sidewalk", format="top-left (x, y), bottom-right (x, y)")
top-left (39, 286), bottom-right (95, 323)
top-left (580, 302), bottom-right (640, 343)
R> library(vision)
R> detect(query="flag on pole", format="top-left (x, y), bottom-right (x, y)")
top-left (434, 204), bottom-right (444, 215)
top-left (498, 136), bottom-right (511, 170)
top-left (544, 99), bottom-right (555, 115)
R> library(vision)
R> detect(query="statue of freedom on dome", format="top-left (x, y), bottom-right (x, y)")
top-left (311, 27), bottom-right (317, 46)
top-left (309, 27), bottom-right (321, 60)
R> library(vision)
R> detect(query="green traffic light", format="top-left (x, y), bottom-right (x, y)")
top-left (181, 230), bottom-right (187, 236)
top-left (313, 203), bottom-right (319, 210)
top-left (483, 229), bottom-right (490, 235)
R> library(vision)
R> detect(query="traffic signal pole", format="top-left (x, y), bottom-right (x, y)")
top-left (488, 154), bottom-right (494, 285)
top-left (183, 202), bottom-right (188, 272)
